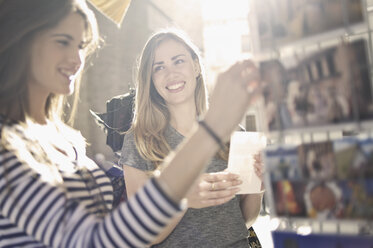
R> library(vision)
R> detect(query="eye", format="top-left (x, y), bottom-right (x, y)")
top-left (153, 65), bottom-right (164, 73)
top-left (57, 39), bottom-right (70, 47)
top-left (175, 59), bottom-right (185, 65)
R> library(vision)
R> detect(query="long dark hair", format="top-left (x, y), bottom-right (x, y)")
top-left (0, 0), bottom-right (99, 124)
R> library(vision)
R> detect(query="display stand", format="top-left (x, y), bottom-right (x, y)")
top-left (248, 0), bottom-right (373, 247)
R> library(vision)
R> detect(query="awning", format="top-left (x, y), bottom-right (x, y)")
top-left (88, 0), bottom-right (131, 27)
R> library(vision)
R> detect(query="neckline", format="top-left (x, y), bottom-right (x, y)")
top-left (168, 124), bottom-right (185, 138)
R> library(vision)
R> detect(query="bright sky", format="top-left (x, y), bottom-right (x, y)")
top-left (201, 0), bottom-right (250, 21)
top-left (201, 0), bottom-right (252, 84)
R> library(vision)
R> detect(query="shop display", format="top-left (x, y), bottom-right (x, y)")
top-left (250, 0), bottom-right (373, 245)
top-left (252, 0), bottom-right (364, 50)
top-left (260, 39), bottom-right (372, 132)
top-left (264, 138), bottom-right (373, 220)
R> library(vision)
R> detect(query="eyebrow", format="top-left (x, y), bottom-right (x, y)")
top-left (52, 33), bottom-right (89, 44)
top-left (51, 33), bottom-right (74, 40)
top-left (153, 54), bottom-right (186, 66)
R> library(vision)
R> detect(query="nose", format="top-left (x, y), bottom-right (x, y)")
top-left (164, 64), bottom-right (178, 79)
top-left (68, 48), bottom-right (84, 72)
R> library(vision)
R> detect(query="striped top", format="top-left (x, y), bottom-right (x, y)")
top-left (0, 118), bottom-right (183, 248)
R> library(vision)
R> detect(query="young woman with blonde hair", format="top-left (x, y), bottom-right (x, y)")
top-left (120, 30), bottom-right (264, 247)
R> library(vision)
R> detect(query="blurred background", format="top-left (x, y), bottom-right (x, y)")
top-left (76, 0), bottom-right (254, 160)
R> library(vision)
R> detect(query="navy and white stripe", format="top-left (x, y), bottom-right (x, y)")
top-left (0, 120), bottom-right (183, 248)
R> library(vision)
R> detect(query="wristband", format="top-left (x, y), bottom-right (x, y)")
top-left (198, 119), bottom-right (225, 150)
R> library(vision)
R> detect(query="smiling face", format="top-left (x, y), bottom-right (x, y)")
top-left (151, 38), bottom-right (200, 108)
top-left (28, 12), bottom-right (88, 101)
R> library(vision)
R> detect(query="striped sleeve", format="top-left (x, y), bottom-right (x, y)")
top-left (0, 147), bottom-right (184, 248)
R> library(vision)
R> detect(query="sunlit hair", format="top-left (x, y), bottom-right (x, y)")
top-left (0, 0), bottom-right (99, 125)
top-left (0, 0), bottom-right (99, 183)
top-left (132, 29), bottom-right (208, 168)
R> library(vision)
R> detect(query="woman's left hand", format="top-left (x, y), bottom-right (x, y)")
top-left (253, 152), bottom-right (265, 190)
top-left (186, 172), bottom-right (242, 209)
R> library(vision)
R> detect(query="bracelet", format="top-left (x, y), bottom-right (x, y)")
top-left (198, 119), bottom-right (226, 150)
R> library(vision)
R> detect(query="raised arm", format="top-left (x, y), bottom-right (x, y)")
top-left (0, 60), bottom-right (259, 248)
top-left (0, 144), bottom-right (183, 247)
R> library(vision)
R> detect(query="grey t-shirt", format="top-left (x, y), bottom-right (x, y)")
top-left (119, 126), bottom-right (249, 247)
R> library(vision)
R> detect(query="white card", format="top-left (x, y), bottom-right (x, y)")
top-left (227, 131), bottom-right (266, 194)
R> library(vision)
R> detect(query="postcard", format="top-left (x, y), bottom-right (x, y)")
top-left (304, 181), bottom-right (344, 219)
top-left (272, 180), bottom-right (307, 217)
top-left (298, 141), bottom-right (336, 180)
top-left (227, 131), bottom-right (267, 194)
top-left (264, 145), bottom-right (303, 181)
top-left (334, 137), bottom-right (373, 180)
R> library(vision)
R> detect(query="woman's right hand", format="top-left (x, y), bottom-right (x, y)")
top-left (204, 60), bottom-right (261, 142)
top-left (186, 172), bottom-right (242, 209)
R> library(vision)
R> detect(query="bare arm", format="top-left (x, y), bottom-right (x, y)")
top-left (240, 193), bottom-right (264, 227)
top-left (240, 152), bottom-right (265, 227)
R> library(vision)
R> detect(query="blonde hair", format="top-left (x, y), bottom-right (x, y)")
top-left (132, 29), bottom-right (208, 168)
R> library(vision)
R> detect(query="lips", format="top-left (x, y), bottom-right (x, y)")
top-left (166, 81), bottom-right (185, 91)
top-left (59, 68), bottom-right (77, 81)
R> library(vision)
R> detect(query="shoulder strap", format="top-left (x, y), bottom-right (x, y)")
top-left (90, 89), bottom-right (135, 153)
top-left (248, 226), bottom-right (262, 248)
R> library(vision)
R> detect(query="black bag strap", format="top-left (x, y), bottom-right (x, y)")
top-left (90, 89), bottom-right (135, 154)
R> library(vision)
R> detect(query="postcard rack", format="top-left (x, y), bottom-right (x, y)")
top-left (248, 0), bottom-right (373, 246)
